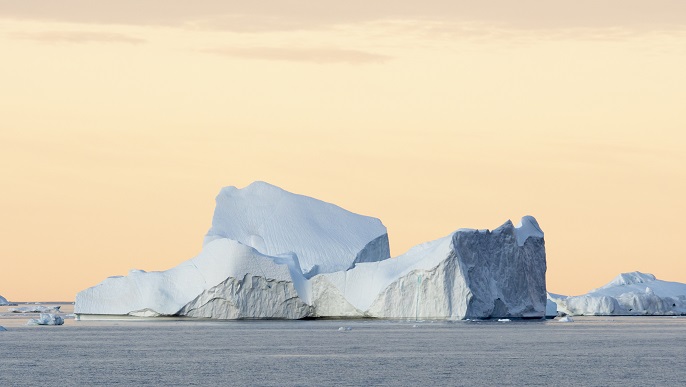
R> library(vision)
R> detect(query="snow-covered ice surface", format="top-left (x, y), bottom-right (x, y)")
top-left (75, 239), bottom-right (310, 317)
top-left (204, 181), bottom-right (390, 277)
top-left (76, 182), bottom-right (546, 320)
top-left (1, 317), bottom-right (685, 386)
top-left (549, 272), bottom-right (686, 316)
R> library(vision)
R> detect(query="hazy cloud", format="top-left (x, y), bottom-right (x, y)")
top-left (9, 31), bottom-right (145, 44)
top-left (200, 46), bottom-right (390, 64)
top-left (1, 0), bottom-right (685, 33)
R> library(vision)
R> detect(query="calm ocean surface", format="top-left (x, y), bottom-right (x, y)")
top-left (1, 314), bottom-right (685, 386)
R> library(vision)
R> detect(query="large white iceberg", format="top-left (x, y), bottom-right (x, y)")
top-left (75, 182), bottom-right (547, 320)
top-left (0, 295), bottom-right (8, 305)
top-left (549, 272), bottom-right (686, 316)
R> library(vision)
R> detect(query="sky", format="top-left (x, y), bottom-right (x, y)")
top-left (1, 1), bottom-right (685, 301)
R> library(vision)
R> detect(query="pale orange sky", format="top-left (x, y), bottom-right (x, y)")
top-left (1, 1), bottom-right (685, 301)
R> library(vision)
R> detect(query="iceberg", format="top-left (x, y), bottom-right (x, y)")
top-left (75, 182), bottom-right (547, 320)
top-left (0, 295), bottom-right (16, 306)
top-left (549, 272), bottom-right (686, 316)
top-left (27, 313), bottom-right (64, 326)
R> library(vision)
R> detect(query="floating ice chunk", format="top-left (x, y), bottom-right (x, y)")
top-left (27, 314), bottom-right (64, 326)
top-left (0, 326), bottom-right (7, 331)
top-left (558, 316), bottom-right (574, 322)
top-left (9, 305), bottom-right (60, 313)
top-left (546, 298), bottom-right (559, 318)
top-left (497, 318), bottom-right (511, 322)
top-left (337, 327), bottom-right (352, 331)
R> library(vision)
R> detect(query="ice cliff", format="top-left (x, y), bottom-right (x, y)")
top-left (75, 182), bottom-right (547, 320)
top-left (313, 217), bottom-right (546, 319)
top-left (549, 272), bottom-right (686, 316)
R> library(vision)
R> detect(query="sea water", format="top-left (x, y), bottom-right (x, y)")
top-left (1, 315), bottom-right (685, 386)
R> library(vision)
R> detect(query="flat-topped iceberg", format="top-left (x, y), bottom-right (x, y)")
top-left (75, 182), bottom-right (547, 320)
top-left (549, 272), bottom-right (686, 316)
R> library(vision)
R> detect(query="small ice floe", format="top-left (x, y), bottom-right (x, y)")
top-left (337, 327), bottom-right (352, 332)
top-left (412, 324), bottom-right (419, 328)
top-left (27, 314), bottom-right (64, 326)
top-left (0, 326), bottom-right (7, 332)
top-left (558, 316), bottom-right (574, 323)
top-left (497, 319), bottom-right (511, 322)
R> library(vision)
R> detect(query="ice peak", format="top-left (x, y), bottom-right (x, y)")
top-left (205, 181), bottom-right (390, 277)
top-left (603, 271), bottom-right (656, 288)
top-left (514, 216), bottom-right (544, 246)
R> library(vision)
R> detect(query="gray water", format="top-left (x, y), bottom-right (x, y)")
top-left (1, 317), bottom-right (686, 386)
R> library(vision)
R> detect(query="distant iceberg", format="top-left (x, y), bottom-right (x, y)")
top-left (27, 313), bottom-right (64, 326)
top-left (9, 305), bottom-right (61, 313)
top-left (75, 182), bottom-right (547, 320)
top-left (0, 295), bottom-right (16, 306)
top-left (549, 272), bottom-right (686, 316)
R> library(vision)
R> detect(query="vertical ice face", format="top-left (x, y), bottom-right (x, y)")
top-left (203, 181), bottom-right (390, 277)
top-left (454, 220), bottom-right (547, 318)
